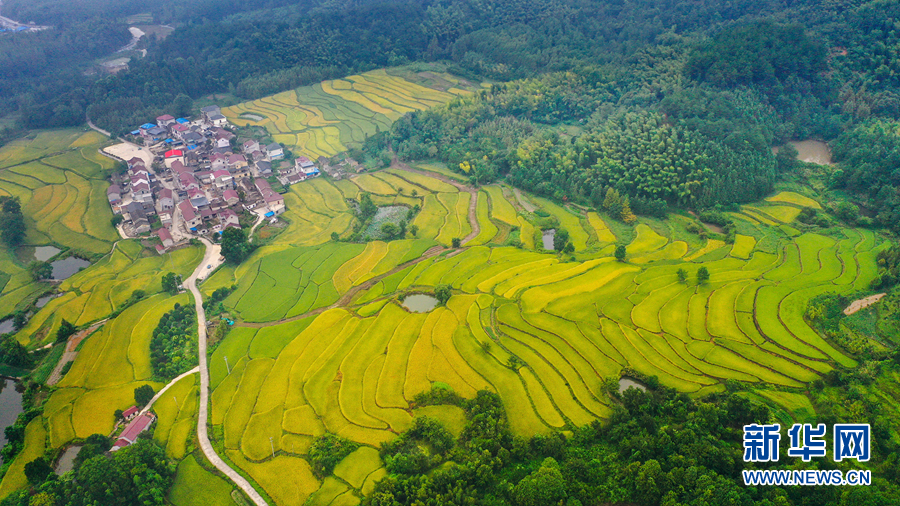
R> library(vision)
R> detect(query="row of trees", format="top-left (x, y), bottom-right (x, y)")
top-left (0, 197), bottom-right (25, 247)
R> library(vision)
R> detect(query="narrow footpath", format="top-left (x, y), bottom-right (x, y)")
top-left (186, 238), bottom-right (268, 506)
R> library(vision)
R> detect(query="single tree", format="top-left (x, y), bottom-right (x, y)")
top-left (111, 214), bottom-right (124, 227)
top-left (553, 229), bottom-right (570, 252)
top-left (56, 319), bottom-right (77, 343)
top-left (697, 266), bottom-right (710, 284)
top-left (0, 196), bottom-right (26, 246)
top-left (676, 268), bottom-right (687, 283)
top-left (221, 227), bottom-right (253, 264)
top-left (434, 284), bottom-right (452, 305)
top-left (12, 311), bottom-right (26, 330)
top-left (409, 224), bottom-right (419, 237)
top-left (614, 245), bottom-right (626, 262)
top-left (451, 237), bottom-right (461, 248)
top-left (411, 189), bottom-right (418, 198)
top-left (381, 222), bottom-right (400, 239)
top-left (358, 193), bottom-right (377, 220)
top-left (27, 261), bottom-right (52, 281)
top-left (24, 458), bottom-right (52, 486)
top-left (134, 384), bottom-right (155, 406)
top-left (161, 272), bottom-right (180, 295)
top-left (330, 231), bottom-right (340, 241)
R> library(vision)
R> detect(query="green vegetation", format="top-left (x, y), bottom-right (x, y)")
top-left (308, 434), bottom-right (360, 478)
top-left (3, 439), bottom-right (174, 506)
top-left (134, 384), bottom-right (155, 406)
top-left (150, 304), bottom-right (197, 379)
top-left (0, 198), bottom-right (25, 247)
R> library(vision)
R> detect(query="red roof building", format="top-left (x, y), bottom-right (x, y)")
top-left (122, 406), bottom-right (139, 420)
top-left (165, 149), bottom-right (184, 159)
top-left (112, 412), bottom-right (156, 450)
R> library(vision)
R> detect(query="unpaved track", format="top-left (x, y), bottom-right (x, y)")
top-left (187, 238), bottom-right (268, 506)
top-left (46, 320), bottom-right (106, 386)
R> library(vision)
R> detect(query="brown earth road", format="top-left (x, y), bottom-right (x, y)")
top-left (46, 320), bottom-right (107, 386)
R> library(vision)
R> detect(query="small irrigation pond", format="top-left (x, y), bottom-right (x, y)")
top-left (618, 377), bottom-right (648, 394)
top-left (51, 257), bottom-right (91, 280)
top-left (401, 294), bottom-right (439, 313)
top-left (0, 379), bottom-right (23, 445)
top-left (541, 229), bottom-right (556, 250)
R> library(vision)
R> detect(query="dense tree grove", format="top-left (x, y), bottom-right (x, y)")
top-left (365, 389), bottom-right (900, 506)
top-left (830, 121), bottom-right (900, 234)
top-left (149, 303), bottom-right (197, 379)
top-left (0, 439), bottom-right (174, 506)
top-left (220, 227), bottom-right (254, 264)
top-left (0, 0), bottom-right (887, 137)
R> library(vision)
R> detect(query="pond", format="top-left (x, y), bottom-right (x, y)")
top-left (618, 377), bottom-right (648, 394)
top-left (34, 245), bottom-right (61, 262)
top-left (541, 229), bottom-right (556, 250)
top-left (0, 379), bottom-right (23, 445)
top-left (51, 257), bottom-right (91, 280)
top-left (790, 139), bottom-right (832, 165)
top-left (35, 293), bottom-right (59, 308)
top-left (55, 445), bottom-right (82, 475)
top-left (402, 294), bottom-right (439, 313)
top-left (0, 318), bottom-right (15, 335)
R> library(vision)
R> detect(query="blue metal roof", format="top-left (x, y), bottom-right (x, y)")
top-left (140, 123), bottom-right (156, 129)
top-left (190, 227), bottom-right (197, 232)
top-left (165, 139), bottom-right (173, 143)
top-left (130, 130), bottom-right (140, 135)
top-left (176, 118), bottom-right (189, 124)
top-left (264, 211), bottom-right (274, 217)
top-left (187, 145), bottom-right (198, 150)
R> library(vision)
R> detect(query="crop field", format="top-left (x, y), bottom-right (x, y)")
top-left (0, 129), bottom-right (118, 256)
top-left (766, 191), bottom-right (822, 209)
top-left (14, 242), bottom-right (201, 346)
top-left (204, 171), bottom-right (886, 506)
top-left (223, 68), bottom-right (479, 160)
top-left (0, 129), bottom-right (122, 316)
top-left (2, 124), bottom-right (892, 505)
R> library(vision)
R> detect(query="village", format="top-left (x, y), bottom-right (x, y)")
top-left (105, 105), bottom-right (322, 254)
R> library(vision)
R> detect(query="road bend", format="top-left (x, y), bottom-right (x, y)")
top-left (186, 238), bottom-right (268, 506)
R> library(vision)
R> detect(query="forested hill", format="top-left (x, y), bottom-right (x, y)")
top-left (0, 0), bottom-right (880, 135)
top-left (2, 0), bottom-right (900, 213)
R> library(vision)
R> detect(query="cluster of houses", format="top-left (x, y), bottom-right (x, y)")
top-left (109, 105), bottom-right (323, 252)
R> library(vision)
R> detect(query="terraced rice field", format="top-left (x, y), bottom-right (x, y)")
top-left (223, 68), bottom-right (480, 160)
top-left (2, 129), bottom-right (890, 505)
top-left (0, 129), bottom-right (120, 316)
top-left (204, 166), bottom-right (885, 506)
top-left (0, 130), bottom-right (118, 255)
